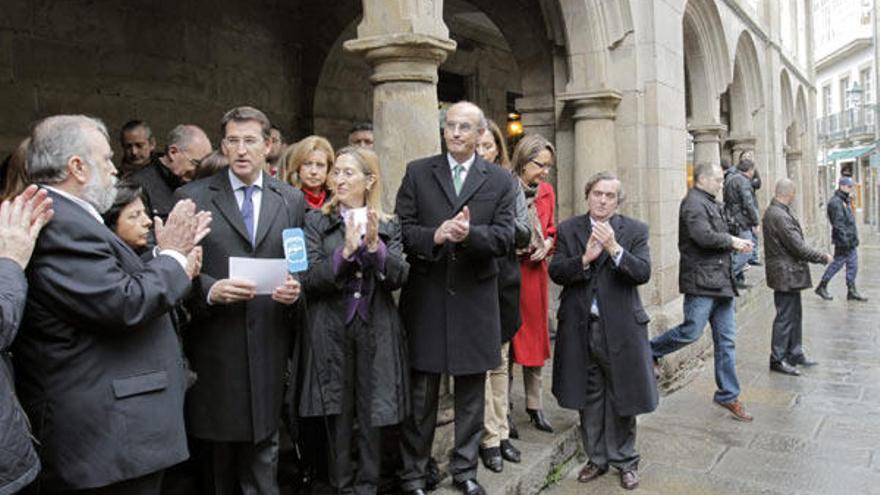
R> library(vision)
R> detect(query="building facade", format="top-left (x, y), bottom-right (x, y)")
top-left (814, 0), bottom-right (878, 226)
top-left (0, 0), bottom-right (818, 385)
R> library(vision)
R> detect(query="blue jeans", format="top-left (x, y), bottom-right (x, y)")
top-left (732, 229), bottom-right (752, 278)
top-left (651, 294), bottom-right (740, 404)
top-left (821, 247), bottom-right (858, 285)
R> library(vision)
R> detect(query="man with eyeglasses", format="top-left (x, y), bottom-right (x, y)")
top-left (130, 124), bottom-right (212, 223)
top-left (175, 106), bottom-right (305, 495)
top-left (396, 101), bottom-right (516, 495)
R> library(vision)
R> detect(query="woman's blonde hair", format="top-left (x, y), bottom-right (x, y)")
top-left (322, 146), bottom-right (387, 219)
top-left (511, 133), bottom-right (555, 178)
top-left (280, 135), bottom-right (334, 189)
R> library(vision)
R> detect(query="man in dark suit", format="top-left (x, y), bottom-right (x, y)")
top-left (395, 101), bottom-right (515, 495)
top-left (762, 178), bottom-right (831, 376)
top-left (130, 124), bottom-right (212, 222)
top-left (549, 172), bottom-right (656, 490)
top-left (14, 115), bottom-right (207, 494)
top-left (175, 106), bottom-right (306, 495)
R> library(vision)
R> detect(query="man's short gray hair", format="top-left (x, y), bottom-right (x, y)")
top-left (692, 162), bottom-right (718, 184)
top-left (28, 115), bottom-right (108, 185)
top-left (450, 101), bottom-right (488, 130)
top-left (584, 171), bottom-right (625, 204)
top-left (775, 178), bottom-right (796, 197)
top-left (166, 124), bottom-right (205, 152)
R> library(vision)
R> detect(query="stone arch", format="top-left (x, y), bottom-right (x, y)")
top-left (780, 69), bottom-right (795, 128)
top-left (311, 0), bottom-right (564, 145)
top-left (683, 0), bottom-right (731, 125)
top-left (730, 31), bottom-right (764, 140)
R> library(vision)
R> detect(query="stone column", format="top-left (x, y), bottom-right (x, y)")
top-left (786, 147), bottom-right (805, 217)
top-left (688, 123), bottom-right (726, 168)
top-left (344, 1), bottom-right (456, 211)
top-left (560, 90), bottom-right (622, 215)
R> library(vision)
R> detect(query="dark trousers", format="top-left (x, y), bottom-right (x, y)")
top-left (52, 471), bottom-right (164, 495)
top-left (399, 371), bottom-right (485, 490)
top-left (821, 246), bottom-right (858, 285)
top-left (579, 318), bottom-right (638, 471)
top-left (329, 318), bottom-right (381, 495)
top-left (199, 431), bottom-right (280, 495)
top-left (771, 291), bottom-right (805, 364)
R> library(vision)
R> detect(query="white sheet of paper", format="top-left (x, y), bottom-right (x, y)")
top-left (228, 257), bottom-right (288, 295)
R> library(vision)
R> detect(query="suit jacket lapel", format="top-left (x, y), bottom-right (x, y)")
top-left (574, 214), bottom-right (591, 254)
top-left (431, 157), bottom-right (457, 208)
top-left (209, 169), bottom-right (252, 246)
top-left (254, 174), bottom-right (282, 249)
top-left (455, 158), bottom-right (488, 211)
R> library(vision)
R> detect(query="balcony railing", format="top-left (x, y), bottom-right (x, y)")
top-left (817, 104), bottom-right (877, 143)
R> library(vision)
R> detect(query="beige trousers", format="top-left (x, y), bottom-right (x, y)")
top-left (481, 342), bottom-right (511, 448)
top-left (522, 365), bottom-right (543, 410)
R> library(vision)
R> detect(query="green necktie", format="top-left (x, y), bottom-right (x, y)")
top-left (453, 164), bottom-right (464, 195)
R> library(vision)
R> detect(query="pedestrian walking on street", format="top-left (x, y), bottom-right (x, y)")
top-left (723, 159), bottom-right (760, 289)
top-left (762, 178), bottom-right (832, 376)
top-left (815, 176), bottom-right (868, 302)
top-left (651, 163), bottom-right (755, 422)
top-left (549, 172), bottom-right (657, 491)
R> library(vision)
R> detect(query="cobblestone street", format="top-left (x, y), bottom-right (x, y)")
top-left (543, 232), bottom-right (880, 495)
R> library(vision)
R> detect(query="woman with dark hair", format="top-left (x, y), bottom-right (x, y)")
top-left (281, 135), bottom-right (334, 209)
top-left (474, 120), bottom-right (530, 471)
top-left (102, 182), bottom-right (153, 252)
top-left (510, 133), bottom-right (557, 434)
top-left (299, 146), bottom-right (409, 495)
top-left (1, 138), bottom-right (30, 201)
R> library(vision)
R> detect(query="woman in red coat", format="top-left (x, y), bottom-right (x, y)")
top-left (510, 134), bottom-right (557, 433)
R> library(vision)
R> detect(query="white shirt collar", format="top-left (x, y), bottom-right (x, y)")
top-left (42, 185), bottom-right (104, 224)
top-left (447, 152), bottom-right (476, 172)
top-left (228, 169), bottom-right (264, 191)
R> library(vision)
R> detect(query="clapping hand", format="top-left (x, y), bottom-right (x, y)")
top-left (591, 221), bottom-right (620, 254)
top-left (434, 206), bottom-right (470, 244)
top-left (156, 199), bottom-right (212, 255)
top-left (581, 234), bottom-right (603, 267)
top-left (343, 214), bottom-right (362, 259)
top-left (0, 185), bottom-right (54, 269)
top-left (365, 209), bottom-right (380, 253)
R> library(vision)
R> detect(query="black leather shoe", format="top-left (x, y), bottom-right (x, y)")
top-left (507, 414), bottom-right (519, 439)
top-left (479, 447), bottom-right (503, 473)
top-left (403, 490), bottom-right (428, 495)
top-left (789, 355), bottom-right (818, 367)
top-left (526, 408), bottom-right (554, 433)
top-left (847, 284), bottom-right (868, 301)
top-left (748, 259), bottom-right (762, 266)
top-left (770, 361), bottom-right (800, 376)
top-left (815, 281), bottom-right (833, 300)
top-left (500, 439), bottom-right (521, 463)
top-left (453, 478), bottom-right (486, 495)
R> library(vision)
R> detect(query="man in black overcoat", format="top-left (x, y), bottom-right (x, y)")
top-left (549, 172), bottom-right (656, 491)
top-left (175, 106), bottom-right (306, 495)
top-left (395, 101), bottom-right (515, 495)
top-left (14, 115), bottom-right (206, 494)
top-left (762, 178), bottom-right (831, 375)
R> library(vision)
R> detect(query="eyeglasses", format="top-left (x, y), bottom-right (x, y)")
top-left (180, 151), bottom-right (202, 168)
top-left (444, 121), bottom-right (475, 133)
top-left (223, 136), bottom-right (264, 149)
top-left (529, 159), bottom-right (553, 170)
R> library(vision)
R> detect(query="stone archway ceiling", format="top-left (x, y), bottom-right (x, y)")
top-left (733, 31), bottom-right (764, 114)
top-left (682, 0), bottom-right (732, 124)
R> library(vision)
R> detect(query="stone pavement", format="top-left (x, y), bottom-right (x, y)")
top-left (541, 232), bottom-right (880, 495)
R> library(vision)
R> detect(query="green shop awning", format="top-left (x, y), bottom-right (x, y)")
top-left (826, 145), bottom-right (875, 162)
